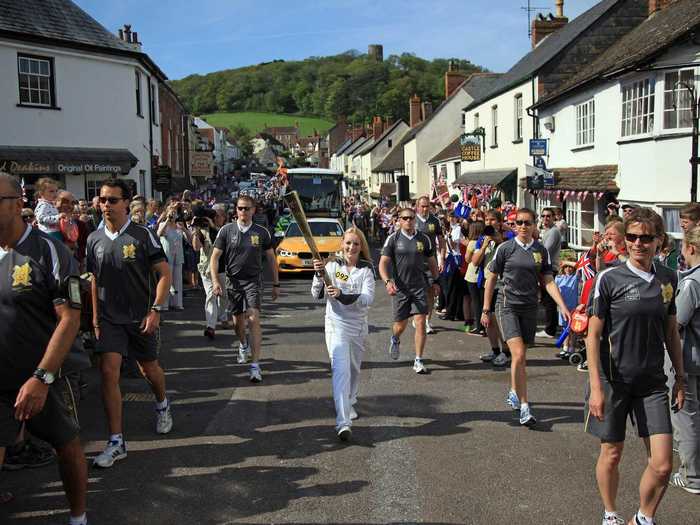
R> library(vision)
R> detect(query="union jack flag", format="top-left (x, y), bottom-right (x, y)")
top-left (575, 249), bottom-right (596, 282)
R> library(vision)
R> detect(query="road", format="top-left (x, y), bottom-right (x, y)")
top-left (4, 273), bottom-right (700, 524)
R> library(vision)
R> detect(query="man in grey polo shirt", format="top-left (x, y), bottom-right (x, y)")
top-left (379, 207), bottom-right (439, 374)
top-left (537, 207), bottom-right (561, 338)
top-left (482, 208), bottom-right (571, 427)
top-left (415, 196), bottom-right (445, 334)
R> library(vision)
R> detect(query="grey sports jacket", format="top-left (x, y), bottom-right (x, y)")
top-left (676, 264), bottom-right (700, 375)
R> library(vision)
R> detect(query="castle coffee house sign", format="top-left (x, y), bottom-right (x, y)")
top-left (0, 160), bottom-right (123, 175)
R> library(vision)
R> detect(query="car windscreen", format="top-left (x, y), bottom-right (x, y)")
top-left (285, 222), bottom-right (343, 237)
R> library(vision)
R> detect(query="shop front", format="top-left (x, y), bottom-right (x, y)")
top-left (0, 146), bottom-right (138, 202)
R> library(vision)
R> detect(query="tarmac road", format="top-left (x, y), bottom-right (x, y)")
top-left (4, 273), bottom-right (700, 524)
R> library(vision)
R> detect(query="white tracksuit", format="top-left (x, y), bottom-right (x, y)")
top-left (311, 258), bottom-right (375, 430)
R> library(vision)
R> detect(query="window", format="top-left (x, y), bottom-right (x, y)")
top-left (150, 82), bottom-right (158, 125)
top-left (491, 106), bottom-right (498, 147)
top-left (453, 161), bottom-right (461, 181)
top-left (514, 95), bottom-right (523, 141)
top-left (388, 139), bottom-right (392, 148)
top-left (663, 69), bottom-right (695, 129)
top-left (17, 54), bottom-right (54, 106)
top-left (474, 113), bottom-right (479, 130)
top-left (135, 71), bottom-right (143, 116)
top-left (85, 175), bottom-right (106, 201)
top-left (621, 78), bottom-right (655, 137)
top-left (575, 99), bottom-right (595, 146)
top-left (461, 112), bottom-right (466, 126)
top-left (565, 196), bottom-right (595, 248)
top-left (662, 207), bottom-right (682, 235)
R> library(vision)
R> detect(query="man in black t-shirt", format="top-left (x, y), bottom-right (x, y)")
top-left (379, 207), bottom-right (439, 374)
top-left (86, 179), bottom-right (173, 470)
top-left (210, 195), bottom-right (279, 383)
top-left (415, 196), bottom-right (445, 334)
top-left (0, 173), bottom-right (87, 521)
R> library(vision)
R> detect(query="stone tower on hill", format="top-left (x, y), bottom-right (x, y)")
top-left (368, 44), bottom-right (383, 62)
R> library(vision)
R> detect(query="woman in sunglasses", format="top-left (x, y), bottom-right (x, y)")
top-left (481, 208), bottom-right (571, 427)
top-left (585, 207), bottom-right (685, 525)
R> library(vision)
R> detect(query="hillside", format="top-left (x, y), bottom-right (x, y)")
top-left (170, 51), bottom-right (485, 125)
top-left (201, 112), bottom-right (334, 136)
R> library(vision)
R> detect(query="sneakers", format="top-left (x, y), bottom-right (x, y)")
top-left (669, 472), bottom-right (700, 494)
top-left (389, 336), bottom-right (400, 360)
top-left (249, 365), bottom-right (262, 383)
top-left (519, 405), bottom-right (537, 427)
top-left (493, 353), bottom-right (511, 367)
top-left (461, 324), bottom-right (472, 333)
top-left (601, 513), bottom-right (625, 525)
top-left (506, 389), bottom-right (520, 410)
top-left (350, 407), bottom-right (359, 420)
top-left (577, 360), bottom-right (589, 372)
top-left (480, 350), bottom-right (499, 362)
top-left (93, 440), bottom-right (127, 468)
top-left (156, 404), bottom-right (173, 434)
top-left (413, 359), bottom-right (429, 374)
top-left (204, 327), bottom-right (215, 339)
top-left (2, 439), bottom-right (55, 471)
top-left (535, 330), bottom-right (555, 339)
top-left (237, 342), bottom-right (251, 364)
top-left (425, 321), bottom-right (435, 334)
top-left (556, 348), bottom-right (570, 359)
top-left (337, 425), bottom-right (352, 442)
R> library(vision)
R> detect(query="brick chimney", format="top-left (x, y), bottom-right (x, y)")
top-left (410, 94), bottom-right (422, 128)
top-left (421, 101), bottom-right (433, 121)
top-left (445, 59), bottom-right (468, 100)
top-left (649, 0), bottom-right (677, 15)
top-left (531, 1), bottom-right (568, 48)
top-left (372, 116), bottom-right (383, 139)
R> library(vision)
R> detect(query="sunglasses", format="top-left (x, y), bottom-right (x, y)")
top-left (400, 216), bottom-right (416, 221)
top-left (540, 214), bottom-right (552, 218)
top-left (98, 196), bottom-right (125, 204)
top-left (237, 206), bottom-right (252, 211)
top-left (515, 220), bottom-right (533, 226)
top-left (625, 233), bottom-right (656, 244)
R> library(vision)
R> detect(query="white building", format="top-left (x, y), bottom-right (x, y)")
top-left (356, 119), bottom-right (408, 202)
top-left (0, 0), bottom-right (166, 200)
top-left (533, 0), bottom-right (700, 247)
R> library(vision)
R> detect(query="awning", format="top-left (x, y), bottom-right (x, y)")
top-left (519, 164), bottom-right (619, 192)
top-left (0, 146), bottom-right (138, 176)
top-left (456, 168), bottom-right (517, 186)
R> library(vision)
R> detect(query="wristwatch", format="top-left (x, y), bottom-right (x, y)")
top-left (33, 368), bottom-right (55, 385)
top-left (384, 279), bottom-right (392, 285)
top-left (151, 304), bottom-right (168, 313)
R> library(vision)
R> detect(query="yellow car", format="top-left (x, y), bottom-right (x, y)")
top-left (276, 218), bottom-right (345, 273)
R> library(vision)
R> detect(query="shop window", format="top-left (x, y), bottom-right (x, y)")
top-left (565, 196), bottom-right (595, 249)
top-left (575, 99), bottom-right (595, 146)
top-left (18, 54), bottom-right (55, 107)
top-left (85, 176), bottom-right (106, 201)
top-left (662, 207), bottom-right (682, 237)
top-left (621, 78), bottom-right (655, 137)
top-left (663, 69), bottom-right (695, 129)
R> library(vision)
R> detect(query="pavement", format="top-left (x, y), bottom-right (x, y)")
top-left (3, 271), bottom-right (700, 524)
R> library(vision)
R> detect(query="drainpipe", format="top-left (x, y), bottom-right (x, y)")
top-left (147, 76), bottom-right (154, 198)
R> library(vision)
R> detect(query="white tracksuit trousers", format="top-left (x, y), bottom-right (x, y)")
top-left (201, 272), bottom-right (228, 328)
top-left (325, 328), bottom-right (365, 430)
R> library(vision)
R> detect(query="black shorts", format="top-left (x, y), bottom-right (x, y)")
top-left (393, 287), bottom-right (429, 322)
top-left (95, 321), bottom-right (160, 362)
top-left (584, 375), bottom-right (672, 443)
top-left (227, 278), bottom-right (262, 316)
top-left (495, 302), bottom-right (537, 344)
top-left (0, 377), bottom-right (80, 449)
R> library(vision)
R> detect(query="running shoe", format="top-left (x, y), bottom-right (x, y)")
top-left (337, 426), bottom-right (352, 442)
top-left (237, 342), bottom-right (251, 364)
top-left (389, 336), bottom-right (400, 360)
top-left (493, 353), bottom-right (511, 367)
top-left (204, 327), bottom-right (215, 340)
top-left (350, 407), bottom-right (359, 420)
top-left (669, 472), bottom-right (700, 494)
top-left (535, 330), bottom-right (555, 339)
top-left (156, 404), bottom-right (173, 434)
top-left (577, 360), bottom-right (588, 372)
top-left (556, 348), bottom-right (569, 359)
top-left (249, 365), bottom-right (262, 383)
top-left (413, 359), bottom-right (429, 374)
top-left (633, 516), bottom-right (656, 525)
top-left (93, 440), bottom-right (127, 468)
top-left (2, 439), bottom-right (55, 471)
top-left (519, 405), bottom-right (537, 427)
top-left (480, 350), bottom-right (498, 362)
top-left (506, 389), bottom-right (520, 410)
top-left (601, 513), bottom-right (625, 525)
top-left (425, 321), bottom-right (435, 334)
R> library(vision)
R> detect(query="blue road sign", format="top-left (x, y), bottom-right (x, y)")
top-left (529, 139), bottom-right (548, 157)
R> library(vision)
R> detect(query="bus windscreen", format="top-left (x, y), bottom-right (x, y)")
top-left (289, 174), bottom-right (341, 215)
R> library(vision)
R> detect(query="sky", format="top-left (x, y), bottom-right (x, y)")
top-left (73, 0), bottom-right (601, 80)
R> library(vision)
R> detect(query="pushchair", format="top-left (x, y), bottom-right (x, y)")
top-left (557, 277), bottom-right (595, 366)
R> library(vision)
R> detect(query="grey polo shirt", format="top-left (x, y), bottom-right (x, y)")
top-left (381, 230), bottom-right (434, 291)
top-left (415, 213), bottom-right (442, 251)
top-left (87, 220), bottom-right (167, 325)
top-left (213, 221), bottom-right (272, 280)
top-left (0, 226), bottom-right (79, 389)
top-left (541, 226), bottom-right (561, 272)
top-left (487, 237), bottom-right (553, 309)
top-left (591, 260), bottom-right (677, 386)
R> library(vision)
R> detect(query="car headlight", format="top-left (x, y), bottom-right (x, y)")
top-left (278, 249), bottom-right (296, 257)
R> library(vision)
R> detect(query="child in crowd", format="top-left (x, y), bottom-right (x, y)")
top-left (33, 177), bottom-right (64, 241)
top-left (555, 258), bottom-right (579, 357)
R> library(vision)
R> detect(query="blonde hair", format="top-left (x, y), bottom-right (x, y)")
top-left (35, 177), bottom-right (58, 195)
top-left (344, 226), bottom-right (371, 262)
top-left (685, 225), bottom-right (700, 250)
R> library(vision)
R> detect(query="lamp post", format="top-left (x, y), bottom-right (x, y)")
top-left (676, 81), bottom-right (699, 202)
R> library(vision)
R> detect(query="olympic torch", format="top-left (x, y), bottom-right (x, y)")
top-left (284, 190), bottom-right (333, 286)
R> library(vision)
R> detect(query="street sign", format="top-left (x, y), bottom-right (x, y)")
top-left (529, 139), bottom-right (548, 157)
top-left (152, 165), bottom-right (172, 192)
top-left (534, 156), bottom-right (547, 170)
top-left (459, 133), bottom-right (481, 162)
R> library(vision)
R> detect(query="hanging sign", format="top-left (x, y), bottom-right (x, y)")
top-left (529, 139), bottom-right (548, 157)
top-left (459, 133), bottom-right (481, 162)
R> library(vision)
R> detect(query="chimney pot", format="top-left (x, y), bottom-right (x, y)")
top-left (555, 0), bottom-right (564, 18)
top-left (531, 11), bottom-right (569, 48)
top-left (118, 28), bottom-right (124, 40)
top-left (132, 31), bottom-right (138, 44)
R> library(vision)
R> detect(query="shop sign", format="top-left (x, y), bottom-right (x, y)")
top-left (459, 133), bottom-right (481, 162)
top-left (0, 160), bottom-right (52, 175)
top-left (529, 139), bottom-right (548, 157)
top-left (56, 163), bottom-right (123, 174)
top-left (191, 151), bottom-right (214, 178)
top-left (152, 165), bottom-right (172, 192)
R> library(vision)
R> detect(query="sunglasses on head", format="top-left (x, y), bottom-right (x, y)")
top-left (237, 206), bottom-right (251, 211)
top-left (515, 220), bottom-right (533, 226)
top-left (98, 196), bottom-right (124, 204)
top-left (400, 215), bottom-right (415, 221)
top-left (625, 233), bottom-right (655, 244)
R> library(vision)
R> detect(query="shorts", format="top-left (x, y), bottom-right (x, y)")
top-left (0, 377), bottom-right (80, 449)
top-left (227, 278), bottom-right (262, 316)
top-left (95, 320), bottom-right (160, 362)
top-left (584, 375), bottom-right (671, 443)
top-left (393, 287), bottom-right (429, 322)
top-left (495, 302), bottom-right (537, 344)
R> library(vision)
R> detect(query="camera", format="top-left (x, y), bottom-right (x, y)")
top-left (483, 225), bottom-right (496, 236)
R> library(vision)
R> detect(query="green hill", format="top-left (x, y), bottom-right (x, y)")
top-left (170, 51), bottom-right (485, 125)
top-left (201, 112), bottom-right (334, 136)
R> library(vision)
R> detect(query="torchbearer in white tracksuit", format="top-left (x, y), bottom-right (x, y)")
top-left (311, 227), bottom-right (375, 442)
